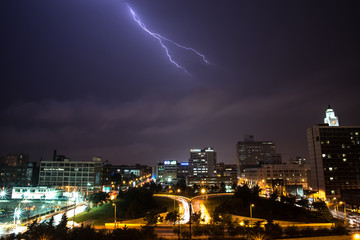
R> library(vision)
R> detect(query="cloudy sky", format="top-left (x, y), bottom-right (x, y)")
top-left (2, 0), bottom-right (360, 165)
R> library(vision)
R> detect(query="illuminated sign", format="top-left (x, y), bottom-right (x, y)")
top-left (191, 149), bottom-right (201, 152)
top-left (181, 162), bottom-right (189, 166)
top-left (164, 160), bottom-right (176, 165)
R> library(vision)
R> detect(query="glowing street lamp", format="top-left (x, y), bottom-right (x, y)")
top-left (250, 204), bottom-right (255, 227)
top-left (112, 203), bottom-right (117, 228)
top-left (0, 190), bottom-right (6, 198)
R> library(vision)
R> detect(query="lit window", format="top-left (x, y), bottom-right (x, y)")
top-left (329, 167), bottom-right (333, 171)
top-left (343, 158), bottom-right (347, 162)
top-left (343, 154), bottom-right (346, 157)
top-left (322, 154), bottom-right (326, 158)
top-left (330, 177), bottom-right (334, 181)
top-left (331, 190), bottom-right (335, 194)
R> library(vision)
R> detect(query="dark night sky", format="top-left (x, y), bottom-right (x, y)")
top-left (2, 0), bottom-right (360, 165)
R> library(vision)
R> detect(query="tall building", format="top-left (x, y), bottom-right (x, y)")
top-left (189, 147), bottom-right (217, 177)
top-left (307, 106), bottom-right (360, 199)
top-left (236, 135), bottom-right (277, 178)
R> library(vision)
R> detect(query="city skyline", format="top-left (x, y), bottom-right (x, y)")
top-left (2, 0), bottom-right (360, 165)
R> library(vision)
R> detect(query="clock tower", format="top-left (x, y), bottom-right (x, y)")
top-left (324, 105), bottom-right (339, 126)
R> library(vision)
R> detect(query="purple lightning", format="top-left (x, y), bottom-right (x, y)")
top-left (128, 5), bottom-right (210, 73)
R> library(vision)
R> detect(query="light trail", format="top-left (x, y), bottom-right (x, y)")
top-left (153, 194), bottom-right (190, 224)
top-left (128, 5), bottom-right (210, 73)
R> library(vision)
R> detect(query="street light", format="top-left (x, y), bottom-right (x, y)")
top-left (112, 203), bottom-right (117, 228)
top-left (250, 204), bottom-right (255, 227)
top-left (0, 188), bottom-right (6, 198)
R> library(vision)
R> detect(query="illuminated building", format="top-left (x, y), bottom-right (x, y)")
top-left (189, 147), bottom-right (217, 177)
top-left (38, 155), bottom-right (103, 194)
top-left (153, 160), bottom-right (178, 183)
top-left (243, 163), bottom-right (311, 196)
top-left (236, 135), bottom-right (277, 178)
top-left (307, 107), bottom-right (360, 199)
top-left (216, 162), bottom-right (238, 184)
top-left (324, 105), bottom-right (339, 126)
top-left (187, 176), bottom-right (232, 191)
top-left (11, 186), bottom-right (61, 200)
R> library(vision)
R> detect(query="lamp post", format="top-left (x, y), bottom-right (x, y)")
top-left (250, 204), bottom-right (255, 227)
top-left (112, 203), bottom-right (117, 228)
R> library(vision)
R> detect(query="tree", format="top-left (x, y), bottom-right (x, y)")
top-left (143, 210), bottom-right (163, 226)
top-left (191, 211), bottom-right (204, 225)
top-left (88, 191), bottom-right (109, 206)
top-left (166, 210), bottom-right (179, 225)
top-left (56, 213), bottom-right (69, 239)
top-left (312, 200), bottom-right (333, 221)
top-left (269, 190), bottom-right (278, 202)
top-left (220, 182), bottom-right (226, 192)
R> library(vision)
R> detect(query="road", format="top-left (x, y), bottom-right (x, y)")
top-left (153, 194), bottom-right (191, 224)
top-left (0, 202), bottom-right (87, 237)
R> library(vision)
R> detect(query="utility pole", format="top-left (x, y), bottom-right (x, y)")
top-left (189, 200), bottom-right (192, 238)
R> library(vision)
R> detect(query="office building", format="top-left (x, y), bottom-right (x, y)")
top-left (38, 156), bottom-right (103, 194)
top-left (307, 106), bottom-right (360, 199)
top-left (0, 154), bottom-right (38, 188)
top-left (243, 163), bottom-right (311, 197)
top-left (216, 162), bottom-right (238, 184)
top-left (153, 160), bottom-right (183, 184)
top-left (189, 147), bottom-right (217, 177)
top-left (236, 135), bottom-right (277, 178)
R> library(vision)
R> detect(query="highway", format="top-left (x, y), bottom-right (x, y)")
top-left (153, 194), bottom-right (191, 224)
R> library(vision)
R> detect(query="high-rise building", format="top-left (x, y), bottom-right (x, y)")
top-left (189, 147), bottom-right (217, 177)
top-left (236, 135), bottom-right (277, 178)
top-left (307, 106), bottom-right (360, 199)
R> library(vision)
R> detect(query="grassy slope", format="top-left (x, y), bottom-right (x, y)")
top-left (72, 197), bottom-right (175, 225)
top-left (204, 195), bottom-right (329, 223)
top-left (203, 195), bottom-right (232, 217)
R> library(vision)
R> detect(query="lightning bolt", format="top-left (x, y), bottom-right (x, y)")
top-left (128, 5), bottom-right (210, 73)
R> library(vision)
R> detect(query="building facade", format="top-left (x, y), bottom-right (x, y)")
top-left (236, 135), bottom-right (277, 178)
top-left (307, 124), bottom-right (360, 199)
top-left (307, 106), bottom-right (360, 199)
top-left (189, 147), bottom-right (217, 177)
top-left (38, 157), bottom-right (103, 194)
top-left (243, 163), bottom-right (311, 196)
top-left (0, 154), bottom-right (38, 188)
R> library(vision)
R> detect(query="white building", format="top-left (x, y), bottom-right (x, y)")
top-left (11, 186), bottom-right (61, 200)
top-left (38, 157), bottom-right (103, 194)
top-left (189, 147), bottom-right (217, 177)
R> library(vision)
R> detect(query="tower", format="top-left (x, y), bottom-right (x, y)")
top-left (324, 105), bottom-right (339, 126)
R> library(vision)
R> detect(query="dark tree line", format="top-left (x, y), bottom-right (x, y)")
top-left (2, 214), bottom-right (158, 240)
top-left (215, 184), bottom-right (334, 223)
